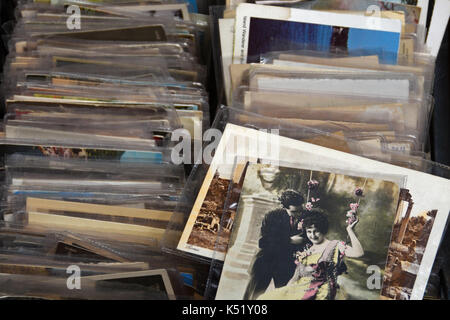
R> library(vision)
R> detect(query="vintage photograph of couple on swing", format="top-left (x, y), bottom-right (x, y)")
top-left (215, 163), bottom-right (402, 300)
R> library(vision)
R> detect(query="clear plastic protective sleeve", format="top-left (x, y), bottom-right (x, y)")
top-left (13, 9), bottom-right (180, 34)
top-left (0, 133), bottom-right (177, 164)
top-left (5, 10), bottom-right (206, 84)
top-left (216, 0), bottom-right (433, 105)
top-left (2, 153), bottom-right (185, 195)
top-left (241, 67), bottom-right (433, 155)
top-left (1, 2), bottom-right (211, 138)
top-left (242, 0), bottom-right (427, 41)
top-left (0, 0), bottom-right (213, 300)
top-left (0, 156), bottom-right (210, 299)
top-left (0, 100), bottom-right (182, 152)
top-left (246, 67), bottom-right (427, 101)
top-left (0, 151), bottom-right (184, 224)
top-left (224, 43), bottom-right (436, 159)
top-left (231, 85), bottom-right (434, 157)
top-left (0, 225), bottom-right (202, 300)
top-left (161, 106), bottom-right (450, 281)
top-left (199, 106), bottom-right (449, 300)
top-left (0, 216), bottom-right (211, 300)
top-left (209, 5), bottom-right (227, 106)
top-left (259, 49), bottom-right (436, 98)
top-left (28, 38), bottom-right (198, 57)
top-left (205, 154), bottom-right (448, 300)
top-left (4, 54), bottom-right (174, 87)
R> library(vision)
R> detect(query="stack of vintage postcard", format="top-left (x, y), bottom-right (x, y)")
top-left (169, 118), bottom-right (450, 300)
top-left (210, 0), bottom-right (449, 164)
top-left (0, 0), bottom-right (212, 300)
top-left (167, 1), bottom-right (450, 300)
top-left (1, 0), bottom-right (448, 301)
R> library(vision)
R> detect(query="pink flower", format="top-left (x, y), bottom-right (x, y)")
top-left (305, 202), bottom-right (313, 211)
top-left (346, 210), bottom-right (355, 218)
top-left (347, 215), bottom-right (356, 225)
top-left (350, 203), bottom-right (359, 211)
top-left (295, 248), bottom-right (312, 262)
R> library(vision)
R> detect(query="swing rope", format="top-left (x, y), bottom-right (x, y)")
top-left (307, 170), bottom-right (313, 203)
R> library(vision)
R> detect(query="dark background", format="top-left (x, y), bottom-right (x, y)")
top-left (0, 0), bottom-right (448, 299)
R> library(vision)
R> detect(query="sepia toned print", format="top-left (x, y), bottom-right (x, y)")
top-left (381, 188), bottom-right (438, 300)
top-left (217, 163), bottom-right (400, 300)
top-left (186, 173), bottom-right (233, 251)
top-left (180, 161), bottom-right (249, 259)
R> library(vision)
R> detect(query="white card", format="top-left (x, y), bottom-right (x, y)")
top-left (219, 18), bottom-right (235, 105)
top-left (212, 123), bottom-right (450, 300)
top-left (233, 3), bottom-right (402, 65)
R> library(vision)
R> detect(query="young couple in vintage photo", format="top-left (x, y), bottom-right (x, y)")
top-left (244, 189), bottom-right (364, 300)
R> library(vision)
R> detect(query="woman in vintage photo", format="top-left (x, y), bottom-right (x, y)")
top-left (258, 209), bottom-right (364, 300)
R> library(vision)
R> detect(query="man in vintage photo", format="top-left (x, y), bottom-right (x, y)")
top-left (330, 26), bottom-right (349, 53)
top-left (243, 190), bottom-right (308, 300)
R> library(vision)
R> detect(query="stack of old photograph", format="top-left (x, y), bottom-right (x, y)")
top-left (0, 0), bottom-right (449, 302)
top-left (213, 0), bottom-right (442, 163)
top-left (161, 0), bottom-right (450, 301)
top-left (0, 0), bottom-right (212, 299)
